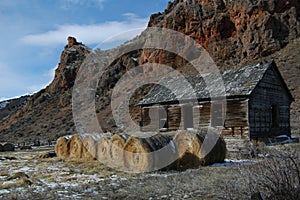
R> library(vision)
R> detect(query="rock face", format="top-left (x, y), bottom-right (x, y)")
top-left (50, 42), bottom-right (90, 93)
top-left (142, 0), bottom-right (300, 67)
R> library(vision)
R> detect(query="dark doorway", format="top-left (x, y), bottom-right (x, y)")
top-left (271, 105), bottom-right (278, 127)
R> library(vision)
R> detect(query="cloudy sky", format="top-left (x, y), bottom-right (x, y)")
top-left (0, 0), bottom-right (170, 101)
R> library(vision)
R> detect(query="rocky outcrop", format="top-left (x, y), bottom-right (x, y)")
top-left (142, 0), bottom-right (300, 67)
top-left (50, 42), bottom-right (90, 93)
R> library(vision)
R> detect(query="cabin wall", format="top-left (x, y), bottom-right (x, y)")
top-left (193, 102), bottom-right (211, 128)
top-left (249, 67), bottom-right (292, 138)
top-left (167, 106), bottom-right (184, 130)
top-left (223, 99), bottom-right (249, 138)
top-left (141, 99), bottom-right (249, 138)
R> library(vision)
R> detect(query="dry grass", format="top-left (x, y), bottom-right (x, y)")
top-left (221, 144), bottom-right (300, 199)
top-left (0, 143), bottom-right (299, 199)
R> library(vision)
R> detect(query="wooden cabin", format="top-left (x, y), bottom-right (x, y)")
top-left (138, 61), bottom-right (294, 140)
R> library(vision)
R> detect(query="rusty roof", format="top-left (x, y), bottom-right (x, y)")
top-left (138, 61), bottom-right (291, 106)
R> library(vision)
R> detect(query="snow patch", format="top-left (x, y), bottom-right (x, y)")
top-left (0, 189), bottom-right (10, 195)
top-left (18, 166), bottom-right (31, 172)
top-left (0, 101), bottom-right (9, 109)
top-left (210, 159), bottom-right (256, 167)
top-left (110, 174), bottom-right (118, 181)
top-left (60, 182), bottom-right (79, 188)
top-left (131, 57), bottom-right (138, 61)
top-left (2, 180), bottom-right (15, 185)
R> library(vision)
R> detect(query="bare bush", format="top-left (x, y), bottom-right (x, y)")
top-left (222, 148), bottom-right (300, 200)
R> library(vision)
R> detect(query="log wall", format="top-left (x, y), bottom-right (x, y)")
top-left (141, 99), bottom-right (249, 137)
top-left (249, 67), bottom-right (292, 138)
top-left (193, 102), bottom-right (211, 128)
top-left (168, 106), bottom-right (184, 130)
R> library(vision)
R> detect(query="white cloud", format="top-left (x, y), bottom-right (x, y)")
top-left (61, 0), bottom-right (106, 10)
top-left (21, 14), bottom-right (148, 48)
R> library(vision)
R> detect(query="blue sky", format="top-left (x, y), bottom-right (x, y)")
top-left (0, 0), bottom-right (170, 101)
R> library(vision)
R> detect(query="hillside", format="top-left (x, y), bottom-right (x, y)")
top-left (0, 0), bottom-right (299, 143)
top-left (0, 96), bottom-right (29, 120)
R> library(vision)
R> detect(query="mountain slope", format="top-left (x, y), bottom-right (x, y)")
top-left (0, 0), bottom-right (299, 143)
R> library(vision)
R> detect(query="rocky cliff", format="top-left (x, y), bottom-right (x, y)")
top-left (0, 0), bottom-right (299, 143)
top-left (142, 0), bottom-right (300, 67)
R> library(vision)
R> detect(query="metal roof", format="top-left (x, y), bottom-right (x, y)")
top-left (138, 61), bottom-right (279, 106)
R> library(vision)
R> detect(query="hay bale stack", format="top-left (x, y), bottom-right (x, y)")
top-left (55, 137), bottom-right (69, 159)
top-left (124, 133), bottom-right (177, 173)
top-left (173, 129), bottom-right (226, 169)
top-left (173, 131), bottom-right (202, 169)
top-left (82, 136), bottom-right (97, 160)
top-left (97, 136), bottom-right (112, 164)
top-left (0, 144), bottom-right (3, 152)
top-left (68, 135), bottom-right (83, 159)
top-left (2, 143), bottom-right (15, 151)
top-left (110, 134), bottom-right (128, 168)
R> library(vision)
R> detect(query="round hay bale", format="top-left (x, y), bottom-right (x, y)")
top-left (82, 136), bottom-right (97, 160)
top-left (110, 134), bottom-right (128, 168)
top-left (68, 135), bottom-right (83, 159)
top-left (173, 131), bottom-right (202, 169)
top-left (123, 136), bottom-right (152, 172)
top-left (55, 137), bottom-right (69, 159)
top-left (124, 133), bottom-right (177, 173)
top-left (0, 144), bottom-right (4, 152)
top-left (173, 129), bottom-right (226, 169)
top-left (97, 136), bottom-right (112, 164)
top-left (197, 128), bottom-right (226, 165)
top-left (2, 143), bottom-right (15, 152)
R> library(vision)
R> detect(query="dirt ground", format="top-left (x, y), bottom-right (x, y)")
top-left (0, 143), bottom-right (299, 200)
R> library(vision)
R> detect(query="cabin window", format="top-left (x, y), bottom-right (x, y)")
top-left (158, 106), bottom-right (168, 129)
top-left (271, 105), bottom-right (278, 127)
top-left (183, 104), bottom-right (194, 129)
top-left (211, 103), bottom-right (224, 127)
